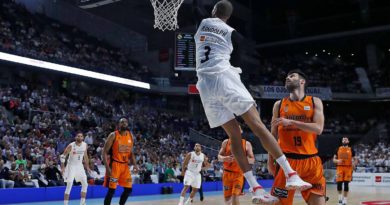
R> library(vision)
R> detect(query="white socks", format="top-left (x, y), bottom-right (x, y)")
top-left (276, 155), bottom-right (294, 176)
top-left (343, 197), bottom-right (348, 204)
top-left (244, 171), bottom-right (260, 188)
top-left (64, 200), bottom-right (69, 205)
top-left (80, 198), bottom-right (86, 205)
top-left (179, 196), bottom-right (185, 203)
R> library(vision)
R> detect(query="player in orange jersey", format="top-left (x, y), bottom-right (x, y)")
top-left (268, 69), bottom-right (326, 205)
top-left (218, 129), bottom-right (255, 205)
top-left (333, 137), bottom-right (358, 205)
top-left (102, 118), bottom-right (138, 205)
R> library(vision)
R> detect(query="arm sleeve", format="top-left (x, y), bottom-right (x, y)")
top-left (230, 30), bottom-right (245, 67)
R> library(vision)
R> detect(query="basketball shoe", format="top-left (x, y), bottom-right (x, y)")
top-left (250, 186), bottom-right (279, 204)
top-left (285, 172), bottom-right (312, 191)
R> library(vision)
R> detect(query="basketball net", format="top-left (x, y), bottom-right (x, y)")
top-left (150, 0), bottom-right (184, 31)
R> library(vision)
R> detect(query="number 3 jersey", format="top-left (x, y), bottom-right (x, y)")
top-left (187, 151), bottom-right (205, 173)
top-left (67, 142), bottom-right (87, 167)
top-left (194, 18), bottom-right (235, 74)
top-left (278, 95), bottom-right (318, 155)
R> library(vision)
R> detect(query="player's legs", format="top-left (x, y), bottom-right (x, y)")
top-left (80, 178), bottom-right (88, 205)
top-left (307, 193), bottom-right (326, 205)
top-left (342, 168), bottom-right (352, 205)
top-left (117, 163), bottom-right (132, 205)
top-left (336, 167), bottom-right (345, 204)
top-left (185, 187), bottom-right (198, 204)
top-left (230, 173), bottom-right (244, 205)
top-left (223, 172), bottom-right (234, 204)
top-left (64, 181), bottom-right (73, 205)
top-left (104, 162), bottom-right (120, 205)
top-left (179, 185), bottom-right (190, 205)
top-left (222, 119), bottom-right (279, 204)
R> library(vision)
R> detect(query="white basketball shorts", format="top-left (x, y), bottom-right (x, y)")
top-left (196, 67), bottom-right (255, 128)
top-left (64, 165), bottom-right (87, 183)
top-left (183, 170), bottom-right (202, 189)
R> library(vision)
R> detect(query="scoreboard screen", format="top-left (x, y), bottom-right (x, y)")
top-left (174, 32), bottom-right (196, 71)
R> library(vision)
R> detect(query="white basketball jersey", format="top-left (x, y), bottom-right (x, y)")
top-left (194, 18), bottom-right (235, 74)
top-left (67, 142), bottom-right (86, 167)
top-left (187, 151), bottom-right (205, 173)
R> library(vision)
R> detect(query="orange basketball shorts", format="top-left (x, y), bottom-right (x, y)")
top-left (336, 166), bottom-right (353, 182)
top-left (103, 161), bottom-right (132, 189)
top-left (271, 155), bottom-right (326, 205)
top-left (222, 171), bottom-right (244, 198)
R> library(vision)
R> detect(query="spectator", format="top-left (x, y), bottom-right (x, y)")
top-left (44, 161), bottom-right (64, 186)
top-left (0, 159), bottom-right (14, 188)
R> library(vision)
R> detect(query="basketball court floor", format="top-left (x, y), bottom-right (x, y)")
top-left (7, 185), bottom-right (390, 205)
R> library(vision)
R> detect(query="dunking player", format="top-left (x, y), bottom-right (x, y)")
top-left (218, 126), bottom-right (255, 205)
top-left (102, 118), bottom-right (138, 205)
top-left (60, 132), bottom-right (91, 205)
top-left (269, 70), bottom-right (326, 205)
top-left (193, 0), bottom-right (311, 203)
top-left (178, 143), bottom-right (209, 205)
top-left (333, 137), bottom-right (357, 205)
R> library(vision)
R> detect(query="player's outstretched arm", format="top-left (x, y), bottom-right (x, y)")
top-left (102, 132), bottom-right (115, 176)
top-left (272, 97), bottom-right (324, 135)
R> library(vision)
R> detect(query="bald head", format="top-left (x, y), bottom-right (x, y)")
top-left (212, 0), bottom-right (233, 21)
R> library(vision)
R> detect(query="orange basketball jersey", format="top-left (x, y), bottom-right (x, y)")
top-left (111, 130), bottom-right (133, 163)
top-left (278, 96), bottom-right (318, 155)
top-left (337, 146), bottom-right (352, 166)
top-left (223, 139), bottom-right (246, 173)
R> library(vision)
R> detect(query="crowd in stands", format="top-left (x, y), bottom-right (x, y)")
top-left (0, 0), bottom-right (150, 82)
top-left (354, 140), bottom-right (390, 173)
top-left (245, 54), bottom-right (362, 93)
top-left (0, 82), bottom-right (202, 188)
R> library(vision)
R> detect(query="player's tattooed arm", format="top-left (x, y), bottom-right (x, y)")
top-left (102, 132), bottom-right (115, 176)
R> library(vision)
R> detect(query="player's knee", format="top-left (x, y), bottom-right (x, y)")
top-left (65, 183), bottom-right (73, 195)
top-left (106, 188), bottom-right (116, 197)
top-left (337, 182), bottom-right (342, 191)
top-left (343, 181), bottom-right (349, 192)
top-left (123, 187), bottom-right (132, 195)
top-left (81, 180), bottom-right (88, 193)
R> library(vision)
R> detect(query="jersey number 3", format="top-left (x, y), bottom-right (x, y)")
top-left (200, 46), bottom-right (211, 63)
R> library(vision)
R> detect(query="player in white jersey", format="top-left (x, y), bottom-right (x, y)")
top-left (193, 0), bottom-right (311, 204)
top-left (60, 132), bottom-right (91, 205)
top-left (178, 143), bottom-right (209, 205)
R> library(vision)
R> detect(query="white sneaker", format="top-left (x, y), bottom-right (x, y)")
top-left (250, 186), bottom-right (279, 204)
top-left (285, 172), bottom-right (312, 191)
top-left (178, 202), bottom-right (184, 205)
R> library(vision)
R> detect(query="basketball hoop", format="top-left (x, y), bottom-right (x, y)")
top-left (150, 0), bottom-right (185, 31)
